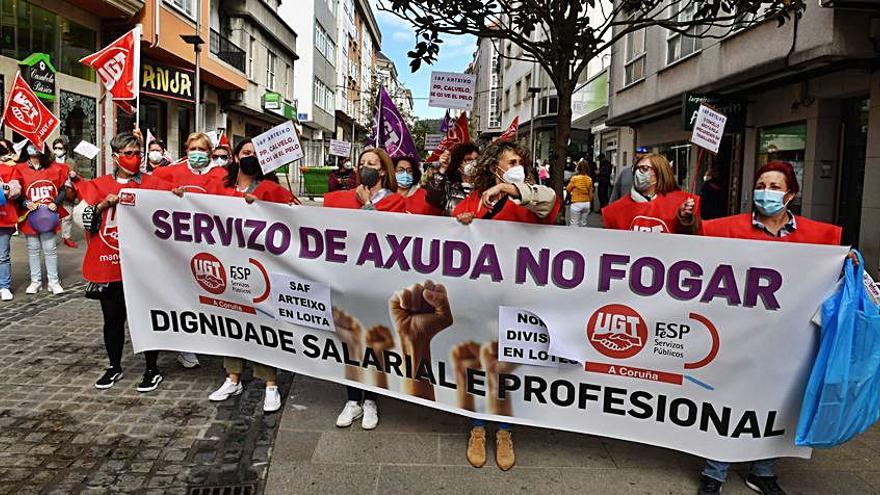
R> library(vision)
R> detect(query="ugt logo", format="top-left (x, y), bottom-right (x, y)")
top-left (10, 91), bottom-right (39, 130)
top-left (586, 304), bottom-right (648, 359)
top-left (96, 48), bottom-right (129, 88)
top-left (190, 253), bottom-right (227, 295)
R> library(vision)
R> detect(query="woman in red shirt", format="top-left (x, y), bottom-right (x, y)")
top-left (153, 133), bottom-right (227, 194)
top-left (601, 153), bottom-right (699, 234)
top-left (394, 155), bottom-right (442, 215)
top-left (16, 143), bottom-right (70, 295)
top-left (0, 139), bottom-right (22, 301)
top-left (324, 148), bottom-right (403, 431)
top-left (209, 137), bottom-right (298, 413)
top-left (697, 161), bottom-right (843, 495)
top-left (453, 141), bottom-right (560, 472)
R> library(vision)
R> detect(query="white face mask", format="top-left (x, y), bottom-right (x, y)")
top-left (501, 165), bottom-right (525, 184)
top-left (462, 160), bottom-right (476, 177)
top-left (211, 157), bottom-right (229, 167)
top-left (148, 151), bottom-right (164, 164)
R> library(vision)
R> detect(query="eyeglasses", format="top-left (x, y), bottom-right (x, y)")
top-left (117, 150), bottom-right (142, 157)
top-left (53, 148), bottom-right (64, 152)
top-left (211, 154), bottom-right (229, 160)
top-left (635, 165), bottom-right (655, 173)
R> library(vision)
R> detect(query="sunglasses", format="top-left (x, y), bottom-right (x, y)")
top-left (117, 150), bottom-right (142, 157)
top-left (211, 154), bottom-right (229, 160)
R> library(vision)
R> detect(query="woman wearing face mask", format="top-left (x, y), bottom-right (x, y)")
top-left (73, 132), bottom-right (173, 392)
top-left (53, 138), bottom-right (79, 249)
top-left (0, 140), bottom-right (22, 301)
top-left (452, 141), bottom-right (559, 472)
top-left (394, 156), bottom-right (441, 215)
top-left (145, 139), bottom-right (171, 172)
top-left (323, 148), bottom-right (403, 431)
top-left (697, 161), bottom-right (843, 495)
top-left (15, 143), bottom-right (70, 295)
top-left (328, 159), bottom-right (356, 192)
top-left (209, 138), bottom-right (298, 412)
top-left (602, 153), bottom-right (699, 234)
top-left (425, 142), bottom-right (480, 216)
top-left (153, 133), bottom-right (227, 194)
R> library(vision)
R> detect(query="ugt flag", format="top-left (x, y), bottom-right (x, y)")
top-left (496, 116), bottom-right (519, 142)
top-left (426, 112), bottom-right (470, 162)
top-left (1, 73), bottom-right (60, 150)
top-left (80, 25), bottom-right (141, 112)
top-left (369, 86), bottom-right (418, 159)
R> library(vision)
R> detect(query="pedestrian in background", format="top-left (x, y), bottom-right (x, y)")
top-left (566, 160), bottom-right (593, 227)
top-left (596, 156), bottom-right (613, 211)
top-left (699, 167), bottom-right (727, 220)
top-left (16, 143), bottom-right (68, 295)
top-left (73, 131), bottom-right (172, 392)
top-left (52, 138), bottom-right (78, 249)
top-left (0, 139), bottom-right (22, 301)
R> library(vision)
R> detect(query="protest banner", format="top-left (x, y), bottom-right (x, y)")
top-left (424, 134), bottom-right (444, 151)
top-left (253, 121), bottom-right (303, 174)
top-left (690, 104), bottom-right (727, 153)
top-left (118, 191), bottom-right (847, 462)
top-left (428, 71), bottom-right (476, 110)
top-left (329, 139), bottom-right (352, 158)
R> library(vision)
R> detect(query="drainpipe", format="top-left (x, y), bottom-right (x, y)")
top-left (151, 0), bottom-right (161, 47)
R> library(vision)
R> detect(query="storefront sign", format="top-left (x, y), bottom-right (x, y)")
top-left (428, 71), bottom-right (476, 110)
top-left (329, 139), bottom-right (352, 157)
top-left (262, 92), bottom-right (297, 120)
top-left (683, 92), bottom-right (745, 132)
top-left (19, 53), bottom-right (56, 101)
top-left (141, 61), bottom-right (194, 103)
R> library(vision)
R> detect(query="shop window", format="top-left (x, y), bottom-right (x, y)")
top-left (60, 91), bottom-right (97, 178)
top-left (1, 0), bottom-right (14, 57)
top-left (757, 122), bottom-right (806, 213)
top-left (60, 19), bottom-right (96, 82)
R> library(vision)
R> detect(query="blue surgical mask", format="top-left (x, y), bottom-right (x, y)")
top-left (396, 171), bottom-right (413, 188)
top-left (753, 189), bottom-right (788, 216)
top-left (188, 150), bottom-right (209, 169)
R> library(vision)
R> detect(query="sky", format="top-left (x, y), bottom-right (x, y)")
top-left (369, 0), bottom-right (476, 120)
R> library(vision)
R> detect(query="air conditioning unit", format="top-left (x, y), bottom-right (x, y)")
top-left (819, 0), bottom-right (880, 10)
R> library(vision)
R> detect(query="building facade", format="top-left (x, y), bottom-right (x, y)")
top-left (376, 51), bottom-right (413, 123)
top-left (283, 0), bottom-right (337, 167)
top-left (470, 36), bottom-right (503, 143)
top-left (607, 6), bottom-right (880, 273)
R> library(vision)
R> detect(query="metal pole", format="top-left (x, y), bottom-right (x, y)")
top-left (194, 0), bottom-right (201, 130)
top-left (529, 93), bottom-right (536, 158)
top-left (351, 118), bottom-right (356, 162)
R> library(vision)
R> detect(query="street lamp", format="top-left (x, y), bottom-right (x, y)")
top-left (528, 86), bottom-right (541, 160)
top-left (181, 17), bottom-right (204, 130)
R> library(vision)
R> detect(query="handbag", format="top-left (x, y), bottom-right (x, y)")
top-left (84, 282), bottom-right (112, 300)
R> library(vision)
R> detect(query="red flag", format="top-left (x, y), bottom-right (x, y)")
top-left (80, 25), bottom-right (141, 107)
top-left (427, 113), bottom-right (470, 162)
top-left (495, 116), bottom-right (519, 142)
top-left (1, 73), bottom-right (60, 150)
top-left (219, 131), bottom-right (229, 147)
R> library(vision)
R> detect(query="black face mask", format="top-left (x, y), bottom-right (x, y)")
top-left (239, 156), bottom-right (261, 176)
top-left (359, 166), bottom-right (380, 188)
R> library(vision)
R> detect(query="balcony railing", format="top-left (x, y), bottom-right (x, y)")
top-left (210, 29), bottom-right (246, 73)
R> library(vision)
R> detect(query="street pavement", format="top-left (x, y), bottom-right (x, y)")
top-left (3, 212), bottom-right (880, 494)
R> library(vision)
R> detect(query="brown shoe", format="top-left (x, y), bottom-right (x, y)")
top-left (495, 429), bottom-right (515, 471)
top-left (466, 427), bottom-right (486, 468)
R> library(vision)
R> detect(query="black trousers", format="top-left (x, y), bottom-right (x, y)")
top-left (100, 281), bottom-right (158, 370)
top-left (346, 386), bottom-right (377, 402)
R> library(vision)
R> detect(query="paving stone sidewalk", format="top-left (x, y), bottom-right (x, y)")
top-left (0, 286), bottom-right (292, 494)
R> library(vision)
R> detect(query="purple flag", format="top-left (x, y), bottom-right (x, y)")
top-left (369, 86), bottom-right (419, 159)
top-left (439, 109), bottom-right (450, 134)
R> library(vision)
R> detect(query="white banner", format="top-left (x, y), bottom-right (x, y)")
top-left (117, 191), bottom-right (848, 462)
top-left (424, 133), bottom-right (444, 151)
top-left (428, 71), bottom-right (476, 110)
top-left (329, 139), bottom-right (352, 157)
top-left (253, 121), bottom-right (304, 174)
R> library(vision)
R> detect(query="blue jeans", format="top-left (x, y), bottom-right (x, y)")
top-left (703, 458), bottom-right (777, 482)
top-left (0, 228), bottom-right (12, 289)
top-left (26, 232), bottom-right (58, 283)
top-left (471, 419), bottom-right (511, 430)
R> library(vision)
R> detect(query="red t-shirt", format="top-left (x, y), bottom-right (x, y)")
top-left (219, 180), bottom-right (296, 204)
top-left (403, 188), bottom-right (443, 216)
top-left (152, 164), bottom-right (227, 194)
top-left (452, 191), bottom-right (560, 225)
top-left (15, 162), bottom-right (70, 235)
top-left (0, 165), bottom-right (23, 228)
top-left (323, 189), bottom-right (406, 212)
top-left (76, 174), bottom-right (172, 283)
top-left (602, 190), bottom-right (700, 234)
top-left (702, 213), bottom-right (842, 246)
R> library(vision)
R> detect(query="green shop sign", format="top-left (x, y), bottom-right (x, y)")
top-left (262, 92), bottom-right (297, 120)
top-left (19, 53), bottom-right (56, 101)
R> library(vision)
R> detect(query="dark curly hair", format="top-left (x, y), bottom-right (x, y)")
top-left (447, 142), bottom-right (480, 184)
top-left (471, 141), bottom-right (534, 194)
top-left (393, 155), bottom-right (421, 186)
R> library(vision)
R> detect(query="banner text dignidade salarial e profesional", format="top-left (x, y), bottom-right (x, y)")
top-left (148, 308), bottom-right (787, 440)
top-left (152, 210), bottom-right (785, 310)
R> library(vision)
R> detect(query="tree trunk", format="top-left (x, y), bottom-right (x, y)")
top-left (551, 83), bottom-right (574, 203)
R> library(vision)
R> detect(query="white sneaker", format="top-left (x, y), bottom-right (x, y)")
top-left (0, 289), bottom-right (12, 301)
top-left (177, 352), bottom-right (200, 368)
top-left (335, 400), bottom-right (363, 428)
top-left (48, 281), bottom-right (64, 295)
top-left (361, 400), bottom-right (379, 430)
top-left (264, 386), bottom-right (282, 413)
top-left (25, 281), bottom-right (41, 294)
top-left (208, 377), bottom-right (243, 402)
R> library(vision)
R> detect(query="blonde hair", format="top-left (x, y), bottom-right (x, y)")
top-left (639, 153), bottom-right (679, 195)
top-left (358, 148), bottom-right (398, 190)
top-left (185, 132), bottom-right (213, 151)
